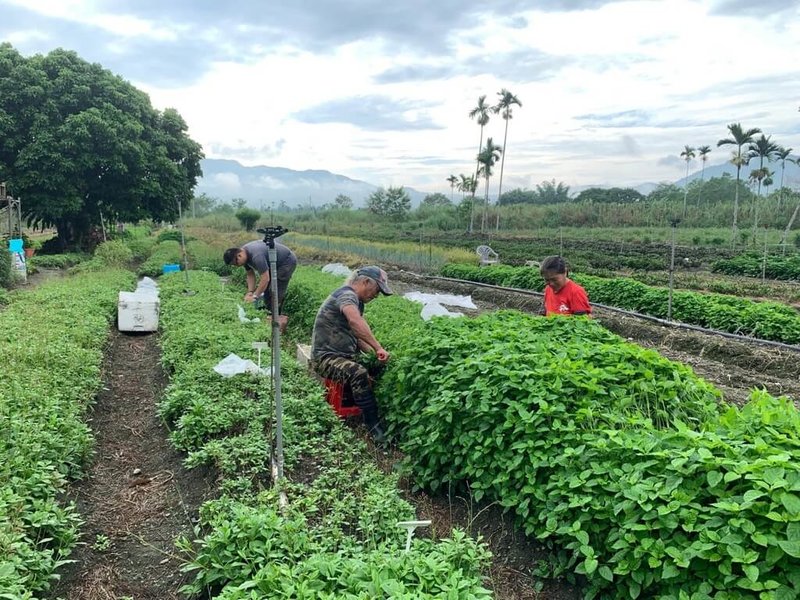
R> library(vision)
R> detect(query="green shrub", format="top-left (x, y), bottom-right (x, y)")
top-left (94, 240), bottom-right (134, 267)
top-left (156, 229), bottom-right (194, 244)
top-left (124, 237), bottom-right (157, 261)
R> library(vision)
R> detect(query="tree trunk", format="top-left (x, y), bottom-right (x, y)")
top-left (731, 168), bottom-right (741, 248)
top-left (471, 127), bottom-right (484, 234)
top-left (496, 118), bottom-right (509, 230)
top-left (780, 201), bottom-right (800, 253)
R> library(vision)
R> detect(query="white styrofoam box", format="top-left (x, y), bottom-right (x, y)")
top-left (118, 291), bottom-right (160, 332)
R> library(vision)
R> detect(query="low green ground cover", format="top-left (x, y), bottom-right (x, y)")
top-left (0, 269), bottom-right (135, 597)
top-left (27, 252), bottom-right (87, 270)
top-left (440, 264), bottom-right (800, 344)
top-left (158, 271), bottom-right (492, 599)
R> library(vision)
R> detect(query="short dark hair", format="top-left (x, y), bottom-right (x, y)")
top-left (223, 247), bottom-right (241, 265)
top-left (540, 255), bottom-right (568, 274)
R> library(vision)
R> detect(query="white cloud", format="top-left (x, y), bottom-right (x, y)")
top-left (3, 0), bottom-right (799, 196)
top-left (210, 172), bottom-right (242, 193)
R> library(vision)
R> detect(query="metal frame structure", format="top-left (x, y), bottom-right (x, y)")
top-left (0, 182), bottom-right (23, 241)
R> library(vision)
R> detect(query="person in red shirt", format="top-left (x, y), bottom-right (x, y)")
top-left (540, 255), bottom-right (591, 316)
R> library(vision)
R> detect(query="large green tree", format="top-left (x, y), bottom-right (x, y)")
top-left (717, 122), bottom-right (760, 240)
top-left (365, 186), bottom-right (411, 220)
top-left (0, 44), bottom-right (203, 249)
top-left (577, 187), bottom-right (644, 204)
top-left (492, 89), bottom-right (521, 226)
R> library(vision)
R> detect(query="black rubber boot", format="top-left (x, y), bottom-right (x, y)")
top-left (368, 423), bottom-right (387, 444)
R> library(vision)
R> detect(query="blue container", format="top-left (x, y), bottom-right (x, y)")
top-left (162, 263), bottom-right (181, 274)
top-left (8, 238), bottom-right (23, 253)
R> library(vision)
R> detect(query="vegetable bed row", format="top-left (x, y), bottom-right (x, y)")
top-left (0, 269), bottom-right (136, 598)
top-left (283, 266), bottom-right (800, 600)
top-left (157, 270), bottom-right (491, 599)
top-left (440, 263), bottom-right (800, 345)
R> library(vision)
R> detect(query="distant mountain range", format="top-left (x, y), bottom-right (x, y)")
top-left (197, 157), bottom-right (800, 208)
top-left (628, 158), bottom-right (800, 197)
top-left (196, 159), bottom-right (427, 208)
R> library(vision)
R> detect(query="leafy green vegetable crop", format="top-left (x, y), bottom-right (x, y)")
top-left (441, 264), bottom-right (800, 344)
top-left (0, 269), bottom-right (135, 596)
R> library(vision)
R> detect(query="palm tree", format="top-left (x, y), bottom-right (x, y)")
top-left (775, 146), bottom-right (794, 208)
top-left (680, 145), bottom-right (695, 217)
top-left (492, 89), bottom-right (522, 229)
top-left (747, 134), bottom-right (779, 241)
top-left (459, 173), bottom-right (477, 230)
top-left (747, 134), bottom-right (778, 197)
top-left (477, 137), bottom-right (502, 233)
top-left (780, 158), bottom-right (800, 253)
top-left (717, 123), bottom-right (761, 241)
top-left (698, 145), bottom-right (711, 182)
top-left (446, 174), bottom-right (458, 204)
top-left (468, 96), bottom-right (491, 234)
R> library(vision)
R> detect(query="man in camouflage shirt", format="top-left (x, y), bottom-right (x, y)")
top-left (311, 266), bottom-right (392, 443)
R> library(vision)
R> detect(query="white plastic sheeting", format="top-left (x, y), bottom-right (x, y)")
top-left (404, 292), bottom-right (477, 309)
top-left (237, 305), bottom-right (260, 323)
top-left (322, 263), bottom-right (353, 277)
top-left (403, 291), bottom-right (476, 321)
top-left (213, 353), bottom-right (272, 377)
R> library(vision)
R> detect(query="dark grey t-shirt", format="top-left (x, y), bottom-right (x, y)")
top-left (241, 240), bottom-right (295, 275)
top-left (311, 286), bottom-right (363, 360)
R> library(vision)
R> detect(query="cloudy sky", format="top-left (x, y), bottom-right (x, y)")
top-left (3, 0), bottom-right (799, 196)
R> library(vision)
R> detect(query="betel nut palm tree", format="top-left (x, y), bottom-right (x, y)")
top-left (446, 174), bottom-right (458, 204)
top-left (717, 123), bottom-right (761, 240)
top-left (492, 88), bottom-right (522, 229)
top-left (697, 145), bottom-right (711, 182)
top-left (775, 146), bottom-right (793, 208)
top-left (747, 134), bottom-right (779, 238)
top-left (680, 145), bottom-right (695, 217)
top-left (468, 95), bottom-right (491, 234)
top-left (477, 137), bottom-right (502, 233)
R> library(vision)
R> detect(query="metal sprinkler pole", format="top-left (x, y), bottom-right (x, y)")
top-left (177, 198), bottom-right (190, 286)
top-left (667, 220), bottom-right (677, 321)
top-left (268, 242), bottom-right (284, 481)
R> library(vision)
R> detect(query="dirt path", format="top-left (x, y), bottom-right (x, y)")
top-left (51, 329), bottom-right (213, 600)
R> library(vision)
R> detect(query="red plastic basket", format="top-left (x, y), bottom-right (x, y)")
top-left (323, 379), bottom-right (362, 418)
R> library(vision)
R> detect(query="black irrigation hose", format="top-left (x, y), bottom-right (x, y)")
top-left (412, 273), bottom-right (800, 354)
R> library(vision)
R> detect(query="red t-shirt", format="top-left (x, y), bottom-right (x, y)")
top-left (543, 279), bottom-right (591, 316)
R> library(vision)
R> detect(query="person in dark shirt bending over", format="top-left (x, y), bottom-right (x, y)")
top-left (223, 240), bottom-right (297, 332)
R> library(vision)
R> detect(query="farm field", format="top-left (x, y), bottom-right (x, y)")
top-left (2, 231), bottom-right (800, 600)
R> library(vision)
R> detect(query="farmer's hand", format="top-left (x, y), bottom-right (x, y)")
top-left (244, 291), bottom-right (255, 302)
top-left (376, 348), bottom-right (390, 363)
